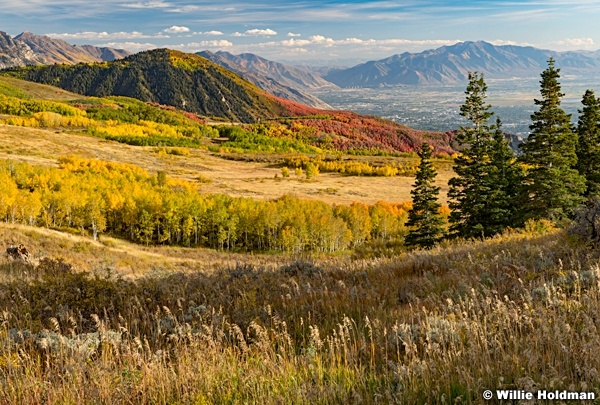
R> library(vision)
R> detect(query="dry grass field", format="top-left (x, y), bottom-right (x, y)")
top-left (2, 224), bottom-right (600, 403)
top-left (0, 124), bottom-right (452, 205)
top-left (0, 222), bottom-right (291, 277)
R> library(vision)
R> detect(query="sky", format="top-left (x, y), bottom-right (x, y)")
top-left (1, 0), bottom-right (600, 65)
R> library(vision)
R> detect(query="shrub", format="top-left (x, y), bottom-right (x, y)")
top-left (305, 162), bottom-right (319, 179)
top-left (570, 197), bottom-right (600, 245)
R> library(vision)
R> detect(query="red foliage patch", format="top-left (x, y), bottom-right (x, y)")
top-left (262, 94), bottom-right (455, 154)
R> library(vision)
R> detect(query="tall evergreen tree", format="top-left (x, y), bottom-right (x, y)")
top-left (576, 89), bottom-right (600, 197)
top-left (484, 117), bottom-right (524, 232)
top-left (448, 72), bottom-right (495, 238)
top-left (405, 142), bottom-right (445, 249)
top-left (519, 58), bottom-right (585, 220)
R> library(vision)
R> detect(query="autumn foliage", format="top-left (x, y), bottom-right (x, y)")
top-left (0, 157), bottom-right (418, 252)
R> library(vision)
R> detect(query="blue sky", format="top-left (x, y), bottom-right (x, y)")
top-left (1, 0), bottom-right (599, 64)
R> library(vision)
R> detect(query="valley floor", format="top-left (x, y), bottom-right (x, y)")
top-left (0, 124), bottom-right (451, 206)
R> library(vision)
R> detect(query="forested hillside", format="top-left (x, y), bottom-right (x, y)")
top-left (3, 49), bottom-right (310, 122)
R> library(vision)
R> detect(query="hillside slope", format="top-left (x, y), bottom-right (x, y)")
top-left (0, 31), bottom-right (39, 68)
top-left (1, 56), bottom-right (455, 153)
top-left (4, 49), bottom-right (319, 122)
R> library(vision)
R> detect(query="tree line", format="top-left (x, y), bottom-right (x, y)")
top-left (0, 156), bottom-right (416, 253)
top-left (405, 58), bottom-right (600, 249)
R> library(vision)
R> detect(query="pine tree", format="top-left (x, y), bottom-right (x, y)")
top-left (448, 72), bottom-right (495, 238)
top-left (484, 117), bottom-right (524, 232)
top-left (519, 58), bottom-right (585, 220)
top-left (576, 90), bottom-right (600, 197)
top-left (405, 142), bottom-right (445, 249)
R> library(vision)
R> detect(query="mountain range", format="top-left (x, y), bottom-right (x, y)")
top-left (324, 41), bottom-right (600, 87)
top-left (197, 50), bottom-right (335, 109)
top-left (0, 31), bottom-right (130, 69)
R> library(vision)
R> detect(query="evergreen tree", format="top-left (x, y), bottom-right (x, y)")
top-left (448, 72), bottom-right (495, 238)
top-left (576, 90), bottom-right (600, 197)
top-left (405, 142), bottom-right (445, 249)
top-left (484, 117), bottom-right (524, 232)
top-left (519, 58), bottom-right (585, 220)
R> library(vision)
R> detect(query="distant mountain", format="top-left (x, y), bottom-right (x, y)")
top-left (15, 32), bottom-right (130, 64)
top-left (0, 31), bottom-right (40, 68)
top-left (0, 31), bottom-right (130, 69)
top-left (197, 50), bottom-right (335, 109)
top-left (293, 64), bottom-right (348, 78)
top-left (325, 41), bottom-right (600, 87)
top-left (4, 48), bottom-right (321, 122)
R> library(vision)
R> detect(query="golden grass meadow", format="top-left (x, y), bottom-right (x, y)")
top-left (2, 224), bottom-right (600, 403)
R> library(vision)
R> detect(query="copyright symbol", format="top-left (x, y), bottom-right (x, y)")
top-left (483, 390), bottom-right (493, 400)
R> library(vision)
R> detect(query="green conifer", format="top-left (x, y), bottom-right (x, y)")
top-left (448, 72), bottom-right (495, 238)
top-left (405, 142), bottom-right (445, 249)
top-left (484, 117), bottom-right (524, 232)
top-left (576, 90), bottom-right (600, 196)
top-left (519, 58), bottom-right (585, 220)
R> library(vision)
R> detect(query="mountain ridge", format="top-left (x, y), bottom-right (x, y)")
top-left (324, 41), bottom-right (600, 87)
top-left (197, 50), bottom-right (334, 109)
top-left (0, 31), bottom-right (130, 69)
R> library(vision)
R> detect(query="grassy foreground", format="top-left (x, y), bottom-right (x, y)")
top-left (1, 225), bottom-right (600, 403)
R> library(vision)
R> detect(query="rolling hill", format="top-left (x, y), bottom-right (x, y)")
top-left (1, 49), bottom-right (455, 152)
top-left (198, 50), bottom-right (335, 109)
top-left (2, 48), bottom-right (321, 122)
top-left (0, 71), bottom-right (454, 156)
top-left (325, 41), bottom-right (600, 87)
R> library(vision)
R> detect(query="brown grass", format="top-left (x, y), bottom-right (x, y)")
top-left (0, 227), bottom-right (599, 403)
top-left (0, 222), bottom-right (290, 277)
top-left (0, 124), bottom-right (452, 205)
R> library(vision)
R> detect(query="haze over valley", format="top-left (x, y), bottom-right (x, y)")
top-left (311, 73), bottom-right (600, 135)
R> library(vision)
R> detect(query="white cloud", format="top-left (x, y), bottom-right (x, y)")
top-left (101, 42), bottom-right (158, 52)
top-left (203, 30), bottom-right (224, 36)
top-left (308, 35), bottom-right (335, 45)
top-left (287, 32), bottom-right (302, 37)
top-left (337, 38), bottom-right (364, 45)
top-left (281, 38), bottom-right (311, 47)
top-left (552, 37), bottom-right (596, 50)
top-left (163, 25), bottom-right (190, 34)
top-left (232, 28), bottom-right (277, 37)
top-left (287, 47), bottom-right (308, 54)
top-left (46, 31), bottom-right (169, 40)
top-left (184, 40), bottom-right (233, 48)
top-left (122, 1), bottom-right (171, 9)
